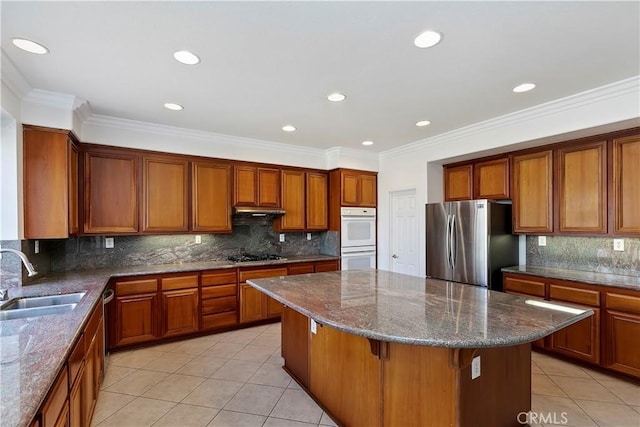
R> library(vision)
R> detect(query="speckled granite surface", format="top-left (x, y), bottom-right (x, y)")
top-left (247, 269), bottom-right (593, 349)
top-left (502, 265), bottom-right (640, 291)
top-left (0, 255), bottom-right (339, 427)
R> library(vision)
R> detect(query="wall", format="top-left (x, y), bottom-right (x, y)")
top-left (377, 77), bottom-right (640, 275)
top-left (527, 236), bottom-right (640, 277)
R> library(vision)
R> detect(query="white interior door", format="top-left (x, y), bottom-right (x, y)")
top-left (390, 189), bottom-right (418, 276)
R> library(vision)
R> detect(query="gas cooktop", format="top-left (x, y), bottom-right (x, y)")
top-left (227, 254), bottom-right (286, 263)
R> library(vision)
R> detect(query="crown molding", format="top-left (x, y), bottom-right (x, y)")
top-left (22, 88), bottom-right (86, 110)
top-left (83, 114), bottom-right (327, 157)
top-left (379, 76), bottom-right (640, 160)
top-left (0, 49), bottom-right (31, 99)
top-left (73, 99), bottom-right (92, 124)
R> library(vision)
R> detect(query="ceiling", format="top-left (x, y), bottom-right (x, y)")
top-left (2, 1), bottom-right (639, 153)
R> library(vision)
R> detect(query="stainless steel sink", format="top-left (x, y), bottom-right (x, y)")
top-left (0, 303), bottom-right (77, 320)
top-left (0, 292), bottom-right (86, 310)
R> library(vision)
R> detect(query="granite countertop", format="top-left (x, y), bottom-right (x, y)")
top-left (502, 265), bottom-right (640, 292)
top-left (247, 269), bottom-right (593, 349)
top-left (0, 254), bottom-right (339, 427)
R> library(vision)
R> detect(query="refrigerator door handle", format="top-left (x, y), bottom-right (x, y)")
top-left (450, 214), bottom-right (456, 268)
top-left (445, 214), bottom-right (452, 269)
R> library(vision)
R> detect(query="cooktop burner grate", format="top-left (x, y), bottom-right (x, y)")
top-left (228, 254), bottom-right (285, 262)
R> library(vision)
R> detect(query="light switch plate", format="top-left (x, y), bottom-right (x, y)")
top-left (105, 237), bottom-right (114, 249)
top-left (471, 356), bottom-right (481, 379)
top-left (195, 235), bottom-right (202, 244)
top-left (279, 233), bottom-right (285, 242)
top-left (538, 236), bottom-right (547, 246)
top-left (613, 239), bottom-right (624, 251)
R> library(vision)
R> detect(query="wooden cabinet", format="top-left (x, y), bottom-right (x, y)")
top-left (112, 278), bottom-right (160, 347)
top-left (23, 126), bottom-right (79, 238)
top-left (83, 305), bottom-right (104, 425)
top-left (201, 269), bottom-right (238, 330)
top-left (604, 291), bottom-right (640, 377)
top-left (83, 146), bottom-right (139, 234)
top-left (282, 306), bottom-right (310, 389)
top-left (39, 366), bottom-right (69, 427)
top-left (314, 259), bottom-right (340, 272)
top-left (556, 141), bottom-right (607, 233)
top-left (142, 155), bottom-right (189, 233)
top-left (338, 170), bottom-right (377, 207)
top-left (233, 165), bottom-right (280, 207)
top-left (444, 164), bottom-right (473, 201)
top-left (306, 172), bottom-right (329, 230)
top-left (239, 267), bottom-right (288, 323)
top-left (503, 274), bottom-right (546, 349)
top-left (288, 260), bottom-right (340, 276)
top-left (611, 134), bottom-right (640, 234)
top-left (473, 157), bottom-right (509, 199)
top-left (288, 263), bottom-right (315, 275)
top-left (512, 150), bottom-right (553, 233)
top-left (277, 170), bottom-right (328, 231)
top-left (192, 161), bottom-right (232, 232)
top-left (161, 275), bottom-right (199, 337)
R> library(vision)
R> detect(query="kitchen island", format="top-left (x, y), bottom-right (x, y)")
top-left (247, 269), bottom-right (594, 427)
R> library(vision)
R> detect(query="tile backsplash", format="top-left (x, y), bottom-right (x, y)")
top-left (526, 236), bottom-right (640, 277)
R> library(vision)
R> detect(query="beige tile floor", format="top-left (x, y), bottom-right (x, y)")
top-left (93, 323), bottom-right (640, 427)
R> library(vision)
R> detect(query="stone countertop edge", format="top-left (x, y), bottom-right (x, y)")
top-left (502, 265), bottom-right (640, 292)
top-left (247, 270), bottom-right (595, 349)
top-left (0, 254), bottom-right (339, 427)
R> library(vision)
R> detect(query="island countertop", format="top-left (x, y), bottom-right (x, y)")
top-left (247, 269), bottom-right (594, 348)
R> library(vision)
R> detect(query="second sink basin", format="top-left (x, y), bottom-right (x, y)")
top-left (1, 292), bottom-right (86, 311)
top-left (0, 303), bottom-right (77, 321)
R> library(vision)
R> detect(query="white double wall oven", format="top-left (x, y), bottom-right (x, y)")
top-left (340, 207), bottom-right (376, 270)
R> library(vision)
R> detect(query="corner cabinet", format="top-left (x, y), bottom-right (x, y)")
top-left (511, 150), bottom-right (553, 234)
top-left (192, 161), bottom-right (232, 232)
top-left (142, 155), bottom-right (189, 233)
top-left (611, 134), bottom-right (640, 235)
top-left (23, 126), bottom-right (79, 238)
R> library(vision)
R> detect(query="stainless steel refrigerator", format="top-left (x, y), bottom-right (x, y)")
top-left (426, 199), bottom-right (519, 289)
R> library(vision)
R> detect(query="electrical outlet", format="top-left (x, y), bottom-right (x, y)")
top-left (279, 233), bottom-right (285, 242)
top-left (538, 236), bottom-right (547, 246)
top-left (310, 319), bottom-right (317, 334)
top-left (35, 240), bottom-right (40, 254)
top-left (195, 235), bottom-right (202, 244)
top-left (105, 237), bottom-right (114, 249)
top-left (471, 356), bottom-right (481, 379)
top-left (306, 233), bottom-right (312, 240)
top-left (613, 239), bottom-right (625, 251)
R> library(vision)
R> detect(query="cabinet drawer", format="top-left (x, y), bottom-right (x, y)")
top-left (202, 284), bottom-right (237, 299)
top-left (202, 311), bottom-right (238, 330)
top-left (203, 296), bottom-right (237, 314)
top-left (202, 269), bottom-right (237, 286)
top-left (289, 263), bottom-right (315, 275)
top-left (503, 276), bottom-right (545, 297)
top-left (84, 304), bottom-right (103, 345)
top-left (162, 275), bottom-right (199, 290)
top-left (115, 278), bottom-right (158, 295)
top-left (549, 284), bottom-right (600, 307)
top-left (315, 260), bottom-right (340, 272)
top-left (68, 333), bottom-right (85, 386)
top-left (240, 267), bottom-right (288, 282)
top-left (607, 292), bottom-right (640, 314)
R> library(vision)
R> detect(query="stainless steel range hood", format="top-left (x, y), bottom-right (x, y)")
top-left (232, 206), bottom-right (286, 217)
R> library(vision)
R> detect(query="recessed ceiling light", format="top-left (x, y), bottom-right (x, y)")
top-left (12, 38), bottom-right (49, 54)
top-left (414, 31), bottom-right (442, 48)
top-left (362, 141), bottom-right (374, 146)
top-left (416, 120), bottom-right (431, 127)
top-left (164, 103), bottom-right (183, 111)
top-left (282, 125), bottom-right (296, 132)
top-left (173, 50), bottom-right (200, 65)
top-left (513, 83), bottom-right (536, 93)
top-left (327, 93), bottom-right (346, 102)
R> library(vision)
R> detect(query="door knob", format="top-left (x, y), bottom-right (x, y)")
top-left (392, 254), bottom-right (398, 259)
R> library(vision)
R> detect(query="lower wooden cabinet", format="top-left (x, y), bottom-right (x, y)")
top-left (201, 269), bottom-right (238, 331)
top-left (604, 291), bottom-right (640, 377)
top-left (239, 267), bottom-right (288, 324)
top-left (282, 306), bottom-right (310, 388)
top-left (161, 275), bottom-right (199, 337)
top-left (39, 367), bottom-right (69, 427)
top-left (503, 274), bottom-right (546, 349)
top-left (113, 278), bottom-right (160, 347)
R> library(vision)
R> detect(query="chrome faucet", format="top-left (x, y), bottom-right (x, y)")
top-left (0, 248), bottom-right (38, 301)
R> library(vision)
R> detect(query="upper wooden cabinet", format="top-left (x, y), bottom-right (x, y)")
top-left (192, 161), bottom-right (232, 232)
top-left (473, 157), bottom-right (510, 200)
top-left (83, 146), bottom-right (139, 234)
top-left (233, 165), bottom-right (280, 207)
top-left (611, 134), bottom-right (640, 234)
top-left (142, 155), bottom-right (189, 233)
top-left (23, 126), bottom-right (79, 238)
top-left (556, 141), bottom-right (607, 233)
top-left (444, 164), bottom-right (473, 201)
top-left (276, 169), bottom-right (328, 231)
top-left (512, 150), bottom-right (553, 234)
top-left (330, 169), bottom-right (377, 207)
top-left (306, 172), bottom-right (329, 230)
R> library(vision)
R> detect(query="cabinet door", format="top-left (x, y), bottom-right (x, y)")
top-left (162, 288), bottom-right (199, 337)
top-left (282, 306), bottom-right (310, 388)
top-left (114, 293), bottom-right (159, 346)
top-left (444, 164), bottom-right (473, 201)
top-left (23, 127), bottom-right (72, 238)
top-left (234, 166), bottom-right (257, 206)
top-left (341, 172), bottom-right (360, 206)
top-left (605, 310), bottom-right (640, 377)
top-left (40, 367), bottom-right (69, 427)
top-left (557, 141), bottom-right (607, 233)
top-left (69, 363), bottom-right (84, 427)
top-left (503, 274), bottom-right (546, 348)
top-left (549, 308), bottom-right (600, 364)
top-left (84, 149), bottom-right (139, 233)
top-left (192, 161), bottom-right (232, 232)
top-left (258, 168), bottom-right (280, 207)
top-left (512, 150), bottom-right (553, 233)
top-left (359, 174), bottom-right (377, 207)
top-left (612, 134), bottom-right (640, 234)
top-left (68, 143), bottom-right (79, 235)
top-left (83, 334), bottom-right (98, 426)
top-left (279, 169), bottom-right (305, 230)
top-left (288, 263), bottom-right (315, 275)
top-left (306, 172), bottom-right (328, 229)
top-left (142, 156), bottom-right (189, 233)
top-left (265, 295), bottom-right (282, 318)
top-left (240, 283), bottom-right (264, 323)
top-left (474, 157), bottom-right (509, 199)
